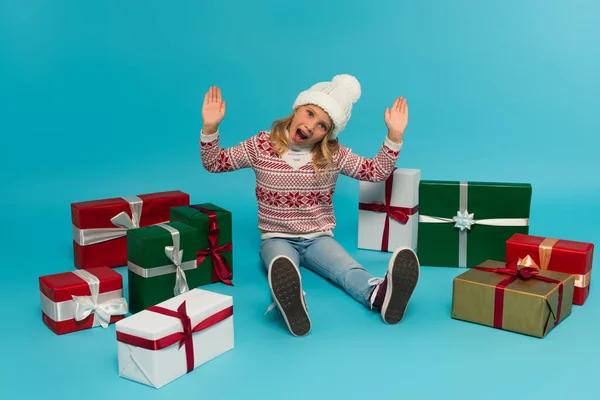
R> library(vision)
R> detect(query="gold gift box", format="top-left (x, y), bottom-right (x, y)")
top-left (451, 260), bottom-right (574, 338)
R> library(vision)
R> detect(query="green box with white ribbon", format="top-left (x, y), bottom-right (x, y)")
top-left (417, 181), bottom-right (531, 268)
top-left (127, 221), bottom-right (212, 314)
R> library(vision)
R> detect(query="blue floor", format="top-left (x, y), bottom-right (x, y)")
top-left (2, 1), bottom-right (600, 398)
top-left (2, 190), bottom-right (599, 399)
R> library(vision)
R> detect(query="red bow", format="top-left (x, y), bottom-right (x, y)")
top-left (116, 300), bottom-right (233, 373)
top-left (358, 168), bottom-right (418, 251)
top-left (191, 205), bottom-right (233, 286)
top-left (473, 261), bottom-right (564, 329)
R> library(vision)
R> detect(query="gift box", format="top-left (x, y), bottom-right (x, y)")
top-left (116, 288), bottom-right (234, 389)
top-left (506, 233), bottom-right (594, 305)
top-left (39, 267), bottom-right (128, 335)
top-left (127, 221), bottom-right (212, 314)
top-left (71, 190), bottom-right (190, 269)
top-left (451, 260), bottom-right (574, 338)
top-left (169, 203), bottom-right (233, 286)
top-left (358, 168), bottom-right (420, 252)
top-left (417, 181), bottom-right (531, 267)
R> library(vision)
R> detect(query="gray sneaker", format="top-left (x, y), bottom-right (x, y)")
top-left (268, 256), bottom-right (311, 336)
top-left (368, 247), bottom-right (420, 324)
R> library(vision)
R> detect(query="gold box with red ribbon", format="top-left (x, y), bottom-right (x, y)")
top-left (71, 190), bottom-right (190, 269)
top-left (506, 233), bottom-right (594, 305)
top-left (116, 288), bottom-right (234, 389)
top-left (358, 168), bottom-right (420, 252)
top-left (451, 260), bottom-right (574, 338)
top-left (39, 267), bottom-right (128, 335)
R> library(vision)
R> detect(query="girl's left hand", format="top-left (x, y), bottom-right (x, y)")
top-left (384, 97), bottom-right (408, 143)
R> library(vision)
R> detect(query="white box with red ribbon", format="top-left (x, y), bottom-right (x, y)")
top-left (116, 288), bottom-right (234, 389)
top-left (358, 168), bottom-right (420, 253)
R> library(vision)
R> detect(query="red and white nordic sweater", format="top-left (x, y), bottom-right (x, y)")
top-left (200, 131), bottom-right (401, 239)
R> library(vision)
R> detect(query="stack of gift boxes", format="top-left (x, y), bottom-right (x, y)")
top-left (39, 190), bottom-right (235, 388)
top-left (357, 168), bottom-right (594, 338)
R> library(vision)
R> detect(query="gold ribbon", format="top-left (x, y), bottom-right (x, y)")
top-left (517, 237), bottom-right (559, 270)
top-left (574, 271), bottom-right (591, 288)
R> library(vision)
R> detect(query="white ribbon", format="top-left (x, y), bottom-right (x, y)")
top-left (72, 195), bottom-right (145, 246)
top-left (157, 223), bottom-right (190, 296)
top-left (419, 181), bottom-right (529, 267)
top-left (71, 269), bottom-right (128, 328)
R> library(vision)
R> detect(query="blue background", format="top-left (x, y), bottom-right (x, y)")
top-left (1, 1), bottom-right (599, 399)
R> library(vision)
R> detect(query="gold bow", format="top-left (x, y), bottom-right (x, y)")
top-left (517, 238), bottom-right (559, 270)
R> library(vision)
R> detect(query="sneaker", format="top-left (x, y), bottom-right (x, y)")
top-left (368, 247), bottom-right (420, 324)
top-left (267, 256), bottom-right (311, 336)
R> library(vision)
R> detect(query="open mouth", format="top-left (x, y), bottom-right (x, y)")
top-left (294, 128), bottom-right (309, 142)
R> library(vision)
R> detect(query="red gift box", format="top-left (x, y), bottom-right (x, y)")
top-left (506, 233), bottom-right (594, 305)
top-left (71, 190), bottom-right (190, 269)
top-left (39, 267), bottom-right (128, 335)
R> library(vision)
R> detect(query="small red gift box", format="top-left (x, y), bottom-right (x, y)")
top-left (506, 233), bottom-right (594, 305)
top-left (39, 267), bottom-right (128, 335)
top-left (71, 190), bottom-right (190, 269)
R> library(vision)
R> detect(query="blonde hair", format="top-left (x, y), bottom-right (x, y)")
top-left (269, 110), bottom-right (340, 175)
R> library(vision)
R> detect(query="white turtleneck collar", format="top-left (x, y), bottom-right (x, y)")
top-left (282, 130), bottom-right (313, 169)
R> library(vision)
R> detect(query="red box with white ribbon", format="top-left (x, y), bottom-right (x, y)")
top-left (39, 267), bottom-right (128, 335)
top-left (71, 190), bottom-right (190, 269)
top-left (506, 233), bottom-right (594, 305)
top-left (116, 288), bottom-right (234, 389)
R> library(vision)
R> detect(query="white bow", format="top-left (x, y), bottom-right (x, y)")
top-left (159, 224), bottom-right (189, 296)
top-left (71, 270), bottom-right (128, 328)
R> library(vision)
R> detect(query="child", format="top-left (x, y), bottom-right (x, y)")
top-left (200, 74), bottom-right (419, 337)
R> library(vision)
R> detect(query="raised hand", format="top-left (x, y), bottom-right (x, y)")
top-left (384, 97), bottom-right (408, 144)
top-left (202, 86), bottom-right (226, 135)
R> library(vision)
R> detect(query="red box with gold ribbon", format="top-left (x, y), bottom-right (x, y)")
top-left (71, 190), bottom-right (190, 269)
top-left (39, 267), bottom-right (128, 335)
top-left (506, 233), bottom-right (594, 305)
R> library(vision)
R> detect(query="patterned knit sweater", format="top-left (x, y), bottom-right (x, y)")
top-left (200, 131), bottom-right (401, 239)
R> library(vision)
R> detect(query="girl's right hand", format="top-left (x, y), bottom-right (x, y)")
top-left (202, 86), bottom-right (226, 135)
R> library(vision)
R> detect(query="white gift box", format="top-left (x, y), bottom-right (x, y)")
top-left (116, 288), bottom-right (234, 389)
top-left (358, 168), bottom-right (420, 252)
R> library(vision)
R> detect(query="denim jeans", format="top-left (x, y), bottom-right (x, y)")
top-left (259, 236), bottom-right (376, 308)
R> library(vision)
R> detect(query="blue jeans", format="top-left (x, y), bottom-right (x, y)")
top-left (259, 236), bottom-right (376, 308)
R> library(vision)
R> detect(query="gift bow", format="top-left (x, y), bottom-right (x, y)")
top-left (359, 202), bottom-right (413, 224)
top-left (71, 270), bottom-right (128, 328)
top-left (191, 206), bottom-right (233, 286)
top-left (73, 195), bottom-right (145, 246)
top-left (160, 223), bottom-right (189, 296)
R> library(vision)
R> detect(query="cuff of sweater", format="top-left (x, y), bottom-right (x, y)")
top-left (200, 130), bottom-right (219, 142)
top-left (384, 135), bottom-right (402, 152)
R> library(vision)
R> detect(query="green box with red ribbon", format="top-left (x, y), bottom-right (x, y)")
top-left (127, 221), bottom-right (210, 314)
top-left (451, 259), bottom-right (574, 338)
top-left (169, 203), bottom-right (233, 287)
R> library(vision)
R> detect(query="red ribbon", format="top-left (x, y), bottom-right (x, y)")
top-left (190, 205), bottom-right (233, 286)
top-left (358, 169), bottom-right (418, 251)
top-left (116, 301), bottom-right (233, 373)
top-left (473, 262), bottom-right (564, 329)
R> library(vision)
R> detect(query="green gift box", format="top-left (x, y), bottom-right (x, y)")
top-left (417, 181), bottom-right (531, 268)
top-left (451, 259), bottom-right (574, 338)
top-left (127, 221), bottom-right (210, 314)
top-left (169, 203), bottom-right (233, 286)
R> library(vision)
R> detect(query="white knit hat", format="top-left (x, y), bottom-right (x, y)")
top-left (292, 74), bottom-right (361, 140)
